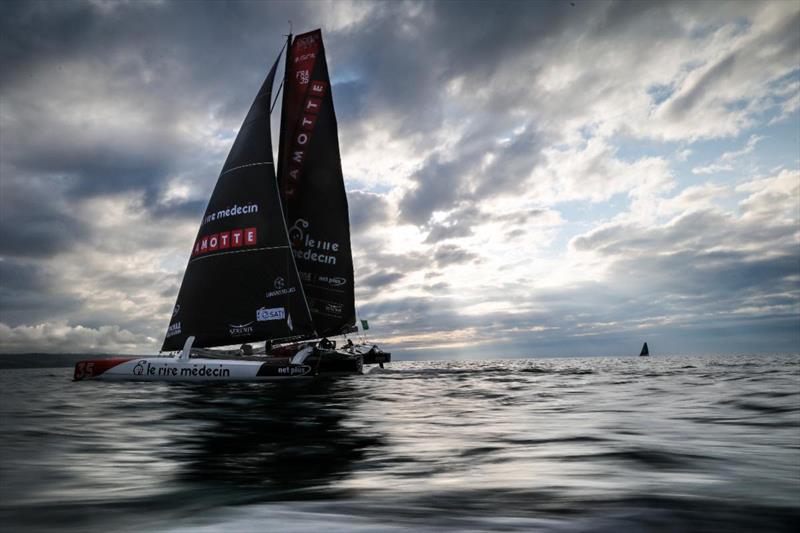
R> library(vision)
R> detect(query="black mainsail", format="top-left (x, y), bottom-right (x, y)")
top-left (277, 29), bottom-right (356, 338)
top-left (162, 52), bottom-right (315, 352)
top-left (640, 342), bottom-right (649, 356)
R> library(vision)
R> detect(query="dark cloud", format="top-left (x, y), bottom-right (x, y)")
top-left (425, 282), bottom-right (449, 292)
top-left (660, 9), bottom-right (800, 125)
top-left (664, 54), bottom-right (737, 120)
top-left (475, 126), bottom-right (545, 198)
top-left (400, 124), bottom-right (547, 226)
top-left (434, 244), bottom-right (478, 267)
top-left (572, 209), bottom-right (796, 257)
top-left (424, 223), bottom-right (473, 243)
top-left (608, 250), bottom-right (799, 303)
top-left (0, 258), bottom-right (77, 326)
top-left (347, 190), bottom-right (390, 232)
top-left (423, 204), bottom-right (481, 243)
top-left (0, 0), bottom-right (311, 217)
top-left (399, 155), bottom-right (467, 225)
top-left (360, 271), bottom-right (404, 289)
top-left (0, 178), bottom-right (88, 257)
top-left (149, 199), bottom-right (207, 223)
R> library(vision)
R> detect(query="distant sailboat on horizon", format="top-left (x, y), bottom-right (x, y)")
top-left (639, 342), bottom-right (649, 357)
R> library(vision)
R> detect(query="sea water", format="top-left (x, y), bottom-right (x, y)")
top-left (0, 355), bottom-right (797, 532)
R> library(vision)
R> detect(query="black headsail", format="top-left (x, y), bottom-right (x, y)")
top-left (277, 29), bottom-right (356, 338)
top-left (162, 50), bottom-right (315, 352)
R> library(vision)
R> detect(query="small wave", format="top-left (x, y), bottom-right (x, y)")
top-left (720, 400), bottom-right (798, 415)
top-left (520, 367), bottom-right (595, 375)
top-left (559, 449), bottom-right (713, 470)
top-left (499, 435), bottom-right (608, 447)
top-left (520, 367), bottom-right (548, 373)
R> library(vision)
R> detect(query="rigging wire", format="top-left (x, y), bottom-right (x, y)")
top-left (270, 34), bottom-right (291, 114)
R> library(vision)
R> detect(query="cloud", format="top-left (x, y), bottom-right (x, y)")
top-left (692, 134), bottom-right (763, 174)
top-left (360, 271), bottom-right (404, 289)
top-left (434, 244), bottom-right (478, 267)
top-left (0, 1), bottom-right (797, 357)
top-left (0, 321), bottom-right (153, 354)
top-left (347, 190), bottom-right (391, 232)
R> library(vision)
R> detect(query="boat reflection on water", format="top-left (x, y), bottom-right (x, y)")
top-left (164, 377), bottom-right (384, 500)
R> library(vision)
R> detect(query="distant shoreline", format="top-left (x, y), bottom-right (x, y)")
top-left (1, 352), bottom-right (797, 370)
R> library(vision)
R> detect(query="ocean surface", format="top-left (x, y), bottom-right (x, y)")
top-left (0, 355), bottom-right (798, 532)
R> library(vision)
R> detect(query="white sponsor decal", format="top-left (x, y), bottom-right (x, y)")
top-left (133, 361), bottom-right (231, 378)
top-left (201, 203), bottom-right (260, 226)
top-left (319, 276), bottom-right (346, 287)
top-left (257, 307), bottom-right (286, 321)
top-left (265, 276), bottom-right (297, 298)
top-left (229, 321), bottom-right (254, 336)
top-left (277, 365), bottom-right (311, 376)
top-left (325, 302), bottom-right (343, 314)
top-left (166, 322), bottom-right (181, 337)
top-left (172, 304), bottom-right (180, 318)
top-left (289, 219), bottom-right (342, 266)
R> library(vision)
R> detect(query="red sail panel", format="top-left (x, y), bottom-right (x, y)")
top-left (277, 30), bottom-right (356, 337)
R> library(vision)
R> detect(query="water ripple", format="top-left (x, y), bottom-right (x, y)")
top-left (1, 355), bottom-right (798, 532)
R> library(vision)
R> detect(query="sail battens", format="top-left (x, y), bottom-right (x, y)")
top-left (220, 161), bottom-right (274, 176)
top-left (188, 245), bottom-right (291, 263)
top-left (304, 284), bottom-right (346, 294)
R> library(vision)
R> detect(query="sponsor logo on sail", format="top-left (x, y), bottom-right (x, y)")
top-left (289, 219), bottom-right (341, 266)
top-left (325, 302), bottom-right (343, 314)
top-left (265, 276), bottom-right (297, 298)
top-left (192, 227), bottom-right (257, 257)
top-left (256, 307), bottom-right (286, 321)
top-left (282, 62), bottom-right (327, 199)
top-left (229, 321), bottom-right (254, 336)
top-left (201, 203), bottom-right (260, 226)
top-left (288, 219), bottom-right (309, 246)
top-left (166, 322), bottom-right (181, 337)
top-left (319, 276), bottom-right (346, 287)
top-left (296, 33), bottom-right (318, 50)
top-left (172, 304), bottom-right (180, 318)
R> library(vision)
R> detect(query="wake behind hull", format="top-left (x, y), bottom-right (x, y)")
top-left (73, 354), bottom-right (361, 382)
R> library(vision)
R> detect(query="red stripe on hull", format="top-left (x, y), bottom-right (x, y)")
top-left (74, 358), bottom-right (135, 380)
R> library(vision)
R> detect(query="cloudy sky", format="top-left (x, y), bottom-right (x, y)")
top-left (1, 0), bottom-right (798, 358)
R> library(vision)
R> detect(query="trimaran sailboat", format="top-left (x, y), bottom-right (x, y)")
top-left (74, 29), bottom-right (390, 381)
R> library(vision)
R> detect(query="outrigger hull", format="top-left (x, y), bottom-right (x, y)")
top-left (74, 352), bottom-right (363, 382)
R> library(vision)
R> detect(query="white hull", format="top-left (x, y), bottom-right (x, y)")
top-left (74, 357), bottom-right (319, 382)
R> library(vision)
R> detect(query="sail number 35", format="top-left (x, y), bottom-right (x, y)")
top-left (74, 361), bottom-right (95, 380)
